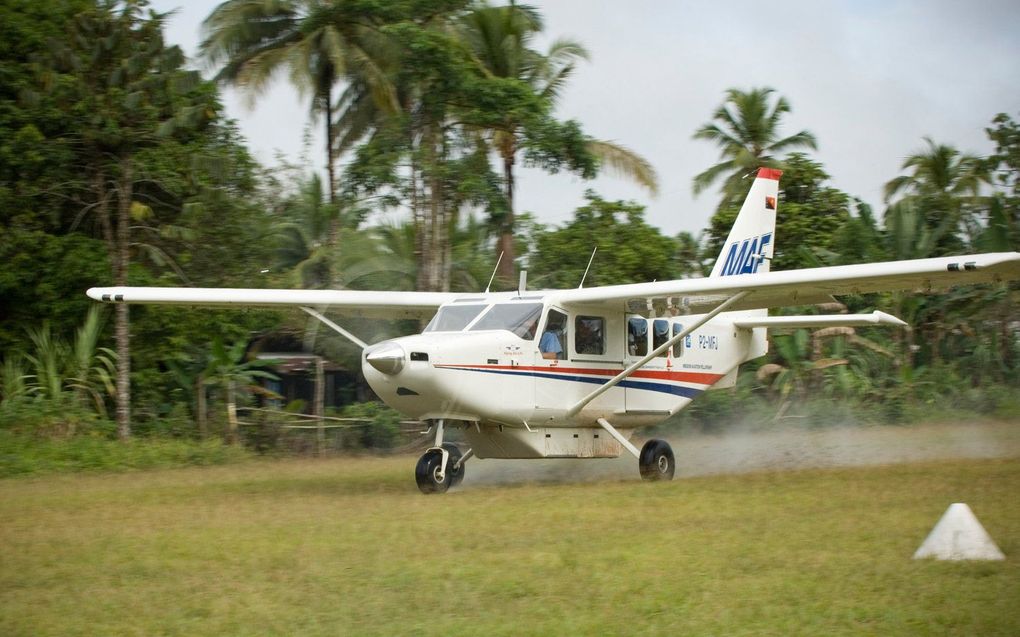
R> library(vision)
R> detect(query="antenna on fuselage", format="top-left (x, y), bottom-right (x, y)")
top-left (484, 251), bottom-right (504, 293)
top-left (578, 246), bottom-right (598, 289)
top-left (518, 270), bottom-right (527, 295)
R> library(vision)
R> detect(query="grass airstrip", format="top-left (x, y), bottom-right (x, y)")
top-left (1, 449), bottom-right (1018, 635)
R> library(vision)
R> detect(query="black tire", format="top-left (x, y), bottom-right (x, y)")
top-left (442, 443), bottom-right (465, 487)
top-left (639, 439), bottom-right (675, 481)
top-left (415, 449), bottom-right (450, 494)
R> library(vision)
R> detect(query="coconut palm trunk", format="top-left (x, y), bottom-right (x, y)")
top-left (114, 159), bottom-right (133, 440)
top-left (325, 87), bottom-right (336, 206)
top-left (497, 151), bottom-right (516, 285)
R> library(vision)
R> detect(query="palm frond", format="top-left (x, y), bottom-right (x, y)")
top-left (586, 139), bottom-right (659, 196)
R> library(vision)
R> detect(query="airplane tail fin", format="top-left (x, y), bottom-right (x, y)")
top-left (708, 167), bottom-right (782, 277)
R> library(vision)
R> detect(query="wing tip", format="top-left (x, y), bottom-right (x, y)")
top-left (874, 311), bottom-right (907, 326)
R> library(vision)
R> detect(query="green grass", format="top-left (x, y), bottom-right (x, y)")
top-left (0, 430), bottom-right (252, 477)
top-left (1, 456), bottom-right (1018, 636)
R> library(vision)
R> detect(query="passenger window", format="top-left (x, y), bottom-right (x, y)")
top-left (627, 317), bottom-right (648, 357)
top-left (540, 310), bottom-right (568, 360)
top-left (574, 316), bottom-right (605, 355)
top-left (672, 323), bottom-right (684, 357)
top-left (653, 319), bottom-right (670, 357)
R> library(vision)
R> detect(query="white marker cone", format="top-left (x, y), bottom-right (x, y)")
top-left (913, 503), bottom-right (1005, 561)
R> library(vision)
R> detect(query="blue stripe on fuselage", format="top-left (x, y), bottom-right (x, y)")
top-left (440, 366), bottom-right (703, 399)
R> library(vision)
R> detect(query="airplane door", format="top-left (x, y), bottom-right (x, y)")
top-left (623, 316), bottom-right (672, 412)
top-left (534, 308), bottom-right (568, 411)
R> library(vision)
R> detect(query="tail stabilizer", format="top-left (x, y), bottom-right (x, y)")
top-left (709, 168), bottom-right (782, 277)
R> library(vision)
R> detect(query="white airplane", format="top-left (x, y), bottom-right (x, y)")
top-left (88, 168), bottom-right (1020, 493)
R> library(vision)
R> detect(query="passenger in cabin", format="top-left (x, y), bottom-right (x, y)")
top-left (540, 329), bottom-right (562, 359)
top-left (575, 318), bottom-right (603, 355)
top-left (540, 310), bottom-right (568, 360)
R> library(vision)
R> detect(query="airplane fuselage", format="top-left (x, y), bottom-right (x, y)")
top-left (362, 296), bottom-right (767, 459)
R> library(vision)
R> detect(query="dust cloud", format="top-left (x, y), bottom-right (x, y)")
top-left (463, 421), bottom-right (1020, 488)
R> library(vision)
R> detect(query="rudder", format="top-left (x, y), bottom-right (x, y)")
top-left (709, 168), bottom-right (782, 277)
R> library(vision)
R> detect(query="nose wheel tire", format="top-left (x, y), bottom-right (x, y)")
top-left (415, 444), bottom-right (465, 494)
top-left (415, 450), bottom-right (449, 494)
top-left (639, 439), bottom-right (675, 481)
top-left (442, 443), bottom-right (465, 488)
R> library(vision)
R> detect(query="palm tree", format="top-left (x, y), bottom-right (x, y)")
top-left (883, 137), bottom-right (989, 254)
top-left (201, 1), bottom-right (387, 205)
top-left (459, 2), bottom-right (658, 284)
top-left (881, 144), bottom-right (998, 372)
top-left (50, 1), bottom-right (210, 439)
top-left (693, 87), bottom-right (817, 207)
top-left (272, 174), bottom-right (341, 288)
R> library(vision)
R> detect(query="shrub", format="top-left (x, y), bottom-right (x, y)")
top-left (341, 401), bottom-right (402, 450)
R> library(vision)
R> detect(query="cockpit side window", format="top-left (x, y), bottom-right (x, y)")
top-left (468, 302), bottom-right (544, 339)
top-left (424, 304), bottom-right (487, 332)
top-left (540, 309), bottom-right (568, 359)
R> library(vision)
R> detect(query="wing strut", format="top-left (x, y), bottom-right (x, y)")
top-left (596, 418), bottom-right (640, 459)
top-left (300, 306), bottom-right (368, 350)
top-left (564, 291), bottom-right (751, 419)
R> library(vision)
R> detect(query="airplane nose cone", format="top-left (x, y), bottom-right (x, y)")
top-left (365, 342), bottom-right (406, 375)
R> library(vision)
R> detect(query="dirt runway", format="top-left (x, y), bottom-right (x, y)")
top-left (466, 420), bottom-right (1020, 487)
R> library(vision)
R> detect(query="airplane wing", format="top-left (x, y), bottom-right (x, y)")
top-left (555, 252), bottom-right (1020, 313)
top-left (86, 286), bottom-right (464, 320)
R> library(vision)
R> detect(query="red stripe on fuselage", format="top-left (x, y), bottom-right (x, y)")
top-left (434, 364), bottom-right (723, 386)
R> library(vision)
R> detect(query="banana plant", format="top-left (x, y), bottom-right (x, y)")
top-left (203, 337), bottom-right (279, 445)
top-left (757, 329), bottom-right (848, 420)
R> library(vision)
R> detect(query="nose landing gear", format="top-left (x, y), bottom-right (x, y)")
top-left (415, 419), bottom-right (471, 494)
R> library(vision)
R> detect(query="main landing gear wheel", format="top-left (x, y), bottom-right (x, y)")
top-left (415, 444), bottom-right (465, 494)
top-left (639, 439), bottom-right (675, 481)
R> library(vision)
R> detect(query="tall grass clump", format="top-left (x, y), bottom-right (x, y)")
top-left (0, 308), bottom-right (251, 477)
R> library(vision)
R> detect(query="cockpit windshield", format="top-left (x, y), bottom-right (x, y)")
top-left (423, 304), bottom-right (487, 332)
top-left (468, 302), bottom-right (543, 340)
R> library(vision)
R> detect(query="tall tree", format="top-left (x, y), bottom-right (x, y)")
top-left (271, 173), bottom-right (343, 288)
top-left (201, 0), bottom-right (385, 205)
top-left (529, 191), bottom-right (678, 289)
top-left (45, 0), bottom-right (214, 439)
top-left (883, 137), bottom-right (989, 255)
top-left (0, 0), bottom-right (92, 233)
top-left (345, 9), bottom-right (596, 292)
top-left (459, 2), bottom-right (657, 284)
top-left (692, 87), bottom-right (816, 209)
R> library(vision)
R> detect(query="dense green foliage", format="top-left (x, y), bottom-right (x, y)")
top-left (1, 1), bottom-right (1018, 471)
top-left (528, 191), bottom-right (679, 288)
